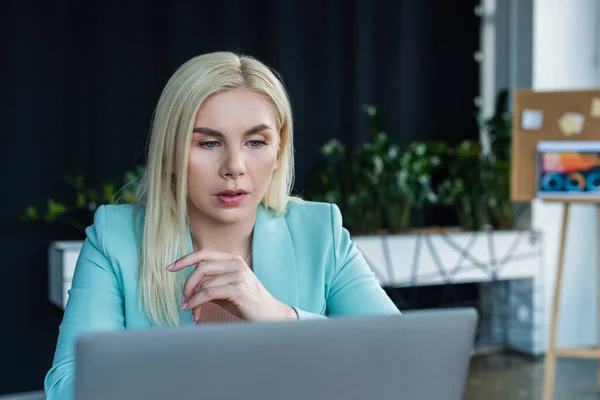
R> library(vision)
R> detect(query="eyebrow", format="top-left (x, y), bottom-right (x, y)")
top-left (192, 124), bottom-right (272, 137)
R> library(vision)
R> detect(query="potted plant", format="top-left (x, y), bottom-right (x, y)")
top-left (310, 105), bottom-right (450, 235)
top-left (21, 167), bottom-right (143, 235)
top-left (21, 166), bottom-right (144, 308)
top-left (309, 99), bottom-right (542, 356)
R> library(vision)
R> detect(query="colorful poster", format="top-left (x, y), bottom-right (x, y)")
top-left (537, 141), bottom-right (600, 199)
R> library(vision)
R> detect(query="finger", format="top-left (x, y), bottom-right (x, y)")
top-left (191, 304), bottom-right (203, 322)
top-left (182, 261), bottom-right (242, 301)
top-left (167, 249), bottom-right (234, 272)
top-left (200, 271), bottom-right (245, 290)
top-left (183, 283), bottom-right (245, 311)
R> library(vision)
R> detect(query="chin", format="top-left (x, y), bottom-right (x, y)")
top-left (210, 203), bottom-right (256, 224)
top-left (189, 196), bottom-right (259, 225)
top-left (212, 210), bottom-right (247, 224)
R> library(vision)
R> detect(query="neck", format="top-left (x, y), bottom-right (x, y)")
top-left (188, 211), bottom-right (256, 259)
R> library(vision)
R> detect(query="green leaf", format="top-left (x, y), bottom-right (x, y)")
top-left (60, 172), bottom-right (72, 184)
top-left (75, 192), bottom-right (87, 208)
top-left (25, 205), bottom-right (38, 219)
top-left (102, 182), bottom-right (117, 203)
top-left (74, 174), bottom-right (84, 189)
top-left (362, 105), bottom-right (377, 117)
top-left (46, 199), bottom-right (67, 222)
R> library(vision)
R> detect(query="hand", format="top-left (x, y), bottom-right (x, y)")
top-left (167, 250), bottom-right (298, 323)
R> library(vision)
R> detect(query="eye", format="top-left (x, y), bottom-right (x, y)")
top-left (200, 141), bottom-right (220, 149)
top-left (248, 140), bottom-right (266, 148)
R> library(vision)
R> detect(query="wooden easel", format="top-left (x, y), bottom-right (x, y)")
top-left (542, 198), bottom-right (600, 400)
top-left (508, 88), bottom-right (600, 399)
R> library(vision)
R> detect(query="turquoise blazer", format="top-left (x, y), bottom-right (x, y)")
top-left (44, 200), bottom-right (400, 400)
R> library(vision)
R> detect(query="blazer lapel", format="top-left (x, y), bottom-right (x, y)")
top-left (252, 204), bottom-right (299, 308)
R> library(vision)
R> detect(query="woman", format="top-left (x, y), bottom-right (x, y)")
top-left (44, 51), bottom-right (399, 400)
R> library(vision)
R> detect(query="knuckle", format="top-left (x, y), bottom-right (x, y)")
top-left (233, 283), bottom-right (246, 293)
top-left (235, 271), bottom-right (245, 282)
top-left (203, 287), bottom-right (215, 298)
top-left (184, 277), bottom-right (200, 293)
top-left (234, 255), bottom-right (245, 265)
top-left (183, 281), bottom-right (195, 293)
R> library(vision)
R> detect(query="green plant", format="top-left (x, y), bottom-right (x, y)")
top-left (396, 141), bottom-right (449, 229)
top-left (311, 91), bottom-right (515, 234)
top-left (481, 158), bottom-right (513, 230)
top-left (481, 89), bottom-right (512, 163)
top-left (311, 107), bottom-right (402, 234)
top-left (21, 166), bottom-right (145, 234)
top-left (438, 140), bottom-right (486, 230)
top-left (311, 136), bottom-right (388, 235)
top-left (311, 106), bottom-right (450, 234)
top-left (438, 89), bottom-right (513, 231)
top-left (479, 89), bottom-right (513, 229)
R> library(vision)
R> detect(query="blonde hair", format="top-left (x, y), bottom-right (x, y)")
top-left (134, 52), bottom-right (295, 326)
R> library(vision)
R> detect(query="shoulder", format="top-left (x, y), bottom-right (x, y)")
top-left (85, 203), bottom-right (142, 259)
top-left (88, 203), bottom-right (140, 234)
top-left (282, 199), bottom-right (343, 233)
top-left (279, 200), bottom-right (347, 249)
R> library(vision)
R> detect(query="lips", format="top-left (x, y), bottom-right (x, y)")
top-left (216, 189), bottom-right (249, 196)
top-left (215, 190), bottom-right (249, 207)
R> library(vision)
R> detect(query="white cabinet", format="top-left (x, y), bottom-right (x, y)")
top-left (48, 240), bottom-right (83, 309)
top-left (353, 230), bottom-right (545, 355)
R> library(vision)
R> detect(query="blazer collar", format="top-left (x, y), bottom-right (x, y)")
top-left (252, 204), bottom-right (299, 308)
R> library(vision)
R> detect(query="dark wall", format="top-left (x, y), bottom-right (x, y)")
top-left (0, 0), bottom-right (479, 394)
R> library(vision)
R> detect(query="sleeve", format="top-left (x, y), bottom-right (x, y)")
top-left (292, 306), bottom-right (328, 320)
top-left (325, 203), bottom-right (400, 316)
top-left (44, 206), bottom-right (126, 400)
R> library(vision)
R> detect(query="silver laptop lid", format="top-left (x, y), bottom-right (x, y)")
top-left (75, 308), bottom-right (478, 400)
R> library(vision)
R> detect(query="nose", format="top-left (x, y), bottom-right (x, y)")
top-left (220, 147), bottom-right (246, 179)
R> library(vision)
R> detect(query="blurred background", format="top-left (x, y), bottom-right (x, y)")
top-left (2, 0), bottom-right (600, 399)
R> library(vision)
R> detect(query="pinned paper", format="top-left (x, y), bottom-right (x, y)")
top-left (557, 112), bottom-right (585, 136)
top-left (521, 109), bottom-right (544, 130)
top-left (591, 98), bottom-right (600, 118)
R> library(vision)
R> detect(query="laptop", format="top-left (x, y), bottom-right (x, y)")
top-left (75, 307), bottom-right (478, 400)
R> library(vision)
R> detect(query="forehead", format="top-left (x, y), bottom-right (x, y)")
top-left (194, 87), bottom-right (278, 131)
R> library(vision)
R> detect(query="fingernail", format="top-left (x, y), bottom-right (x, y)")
top-left (166, 263), bottom-right (174, 271)
top-left (180, 302), bottom-right (188, 310)
top-left (181, 294), bottom-right (185, 304)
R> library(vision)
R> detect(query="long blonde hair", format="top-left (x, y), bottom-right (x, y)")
top-left (134, 52), bottom-right (295, 326)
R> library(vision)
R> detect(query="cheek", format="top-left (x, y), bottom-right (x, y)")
top-left (187, 153), bottom-right (216, 184)
top-left (250, 151), bottom-right (279, 174)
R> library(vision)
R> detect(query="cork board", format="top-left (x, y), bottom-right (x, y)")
top-left (510, 89), bottom-right (600, 201)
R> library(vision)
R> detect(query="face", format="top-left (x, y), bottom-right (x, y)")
top-left (186, 87), bottom-right (280, 225)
